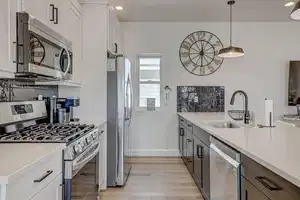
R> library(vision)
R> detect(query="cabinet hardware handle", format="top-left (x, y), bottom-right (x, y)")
top-left (197, 145), bottom-right (204, 159)
top-left (255, 176), bottom-right (282, 191)
top-left (13, 42), bottom-right (17, 63)
top-left (54, 7), bottom-right (58, 24)
top-left (50, 4), bottom-right (55, 21)
top-left (18, 44), bottom-right (24, 65)
top-left (245, 189), bottom-right (248, 200)
top-left (114, 43), bottom-right (118, 54)
top-left (187, 124), bottom-right (192, 127)
top-left (34, 170), bottom-right (53, 183)
top-left (180, 128), bottom-right (184, 136)
top-left (187, 139), bottom-right (192, 142)
top-left (186, 158), bottom-right (193, 163)
top-left (180, 119), bottom-right (184, 122)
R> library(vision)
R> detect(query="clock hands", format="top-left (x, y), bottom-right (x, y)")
top-left (179, 31), bottom-right (224, 76)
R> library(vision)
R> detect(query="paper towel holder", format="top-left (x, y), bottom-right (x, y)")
top-left (258, 112), bottom-right (276, 128)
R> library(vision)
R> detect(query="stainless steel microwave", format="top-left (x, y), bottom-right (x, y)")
top-left (15, 12), bottom-right (73, 80)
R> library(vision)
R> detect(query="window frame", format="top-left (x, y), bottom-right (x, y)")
top-left (137, 54), bottom-right (163, 110)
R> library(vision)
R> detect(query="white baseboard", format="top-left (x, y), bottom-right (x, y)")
top-left (131, 149), bottom-right (180, 157)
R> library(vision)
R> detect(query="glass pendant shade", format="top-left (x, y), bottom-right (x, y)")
top-left (218, 46), bottom-right (244, 58)
top-left (291, 0), bottom-right (300, 20)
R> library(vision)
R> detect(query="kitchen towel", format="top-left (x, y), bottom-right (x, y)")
top-left (264, 99), bottom-right (274, 127)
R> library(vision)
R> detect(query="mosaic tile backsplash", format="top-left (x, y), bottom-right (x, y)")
top-left (177, 86), bottom-right (225, 112)
top-left (0, 79), bottom-right (58, 102)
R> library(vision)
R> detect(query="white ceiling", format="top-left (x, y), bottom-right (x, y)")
top-left (108, 0), bottom-right (296, 22)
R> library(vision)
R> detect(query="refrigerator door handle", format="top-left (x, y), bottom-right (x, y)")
top-left (129, 79), bottom-right (133, 125)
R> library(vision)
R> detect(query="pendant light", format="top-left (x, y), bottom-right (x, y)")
top-left (291, 0), bottom-right (300, 20)
top-left (218, 0), bottom-right (244, 58)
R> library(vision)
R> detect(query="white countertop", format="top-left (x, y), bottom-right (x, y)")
top-left (178, 112), bottom-right (300, 188)
top-left (0, 143), bottom-right (65, 184)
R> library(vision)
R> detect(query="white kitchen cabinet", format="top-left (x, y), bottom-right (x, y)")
top-left (68, 4), bottom-right (82, 83)
top-left (0, 0), bottom-right (18, 78)
top-left (30, 174), bottom-right (63, 200)
top-left (6, 146), bottom-right (63, 200)
top-left (21, 0), bottom-right (53, 25)
top-left (108, 8), bottom-right (122, 54)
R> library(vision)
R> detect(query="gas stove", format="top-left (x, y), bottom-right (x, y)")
top-left (0, 123), bottom-right (96, 143)
top-left (0, 101), bottom-right (103, 200)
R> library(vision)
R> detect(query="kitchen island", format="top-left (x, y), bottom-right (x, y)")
top-left (178, 112), bottom-right (300, 200)
top-left (0, 143), bottom-right (65, 200)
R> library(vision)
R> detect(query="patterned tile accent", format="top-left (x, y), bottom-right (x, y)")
top-left (0, 79), bottom-right (58, 102)
top-left (177, 86), bottom-right (225, 112)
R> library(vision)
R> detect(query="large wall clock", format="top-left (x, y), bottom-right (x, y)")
top-left (179, 31), bottom-right (224, 76)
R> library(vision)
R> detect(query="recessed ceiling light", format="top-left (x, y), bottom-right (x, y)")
top-left (285, 1), bottom-right (295, 7)
top-left (115, 6), bottom-right (123, 10)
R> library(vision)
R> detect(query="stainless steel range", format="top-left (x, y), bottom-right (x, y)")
top-left (0, 101), bottom-right (102, 200)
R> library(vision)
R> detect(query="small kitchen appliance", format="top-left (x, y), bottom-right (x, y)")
top-left (0, 101), bottom-right (102, 200)
top-left (42, 97), bottom-right (80, 124)
top-left (15, 12), bottom-right (73, 80)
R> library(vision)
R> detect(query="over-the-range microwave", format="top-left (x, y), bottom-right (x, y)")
top-left (15, 12), bottom-right (73, 80)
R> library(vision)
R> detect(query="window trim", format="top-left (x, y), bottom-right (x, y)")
top-left (137, 54), bottom-right (163, 110)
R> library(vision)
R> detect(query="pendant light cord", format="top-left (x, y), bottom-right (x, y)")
top-left (230, 3), bottom-right (233, 46)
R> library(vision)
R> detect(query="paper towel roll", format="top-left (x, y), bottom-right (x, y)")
top-left (264, 99), bottom-right (274, 127)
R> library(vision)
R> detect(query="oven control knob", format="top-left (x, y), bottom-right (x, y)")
top-left (80, 142), bottom-right (86, 150)
top-left (92, 131), bottom-right (99, 139)
top-left (86, 137), bottom-right (91, 144)
top-left (73, 145), bottom-right (80, 154)
top-left (78, 144), bottom-right (83, 153)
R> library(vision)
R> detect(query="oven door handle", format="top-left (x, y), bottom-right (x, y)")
top-left (60, 47), bottom-right (71, 78)
top-left (73, 143), bottom-right (100, 170)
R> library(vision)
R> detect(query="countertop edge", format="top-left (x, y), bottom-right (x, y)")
top-left (177, 113), bottom-right (300, 188)
top-left (0, 144), bottom-right (66, 184)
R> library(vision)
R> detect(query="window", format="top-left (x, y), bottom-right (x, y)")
top-left (138, 56), bottom-right (162, 108)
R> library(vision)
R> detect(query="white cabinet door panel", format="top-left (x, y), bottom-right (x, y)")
top-left (30, 174), bottom-right (63, 200)
top-left (22, 0), bottom-right (51, 25)
top-left (0, 0), bottom-right (17, 77)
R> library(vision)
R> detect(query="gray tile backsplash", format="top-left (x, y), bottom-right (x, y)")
top-left (177, 86), bottom-right (225, 112)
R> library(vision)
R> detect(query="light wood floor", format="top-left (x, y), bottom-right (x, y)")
top-left (72, 157), bottom-right (203, 200)
top-left (101, 157), bottom-right (203, 200)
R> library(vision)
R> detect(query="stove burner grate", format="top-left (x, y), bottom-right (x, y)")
top-left (0, 124), bottom-right (95, 143)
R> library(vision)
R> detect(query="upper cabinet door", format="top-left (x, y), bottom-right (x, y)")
top-left (108, 8), bottom-right (121, 54)
top-left (0, 0), bottom-right (17, 78)
top-left (68, 3), bottom-right (82, 83)
top-left (22, 0), bottom-right (52, 25)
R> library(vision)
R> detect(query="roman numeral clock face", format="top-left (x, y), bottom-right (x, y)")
top-left (179, 31), bottom-right (224, 76)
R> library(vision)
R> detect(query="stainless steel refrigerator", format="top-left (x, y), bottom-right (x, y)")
top-left (107, 53), bottom-right (132, 187)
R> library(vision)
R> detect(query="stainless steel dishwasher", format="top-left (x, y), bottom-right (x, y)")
top-left (210, 136), bottom-right (241, 200)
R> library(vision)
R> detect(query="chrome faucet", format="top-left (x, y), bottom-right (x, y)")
top-left (230, 90), bottom-right (250, 124)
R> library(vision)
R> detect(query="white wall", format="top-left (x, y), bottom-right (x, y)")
top-left (122, 22), bottom-right (300, 156)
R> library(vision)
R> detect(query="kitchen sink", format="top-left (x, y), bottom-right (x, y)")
top-left (208, 121), bottom-right (243, 129)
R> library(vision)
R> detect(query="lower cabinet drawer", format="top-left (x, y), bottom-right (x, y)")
top-left (7, 149), bottom-right (63, 200)
top-left (242, 154), bottom-right (300, 200)
top-left (242, 177), bottom-right (270, 200)
top-left (30, 173), bottom-right (63, 200)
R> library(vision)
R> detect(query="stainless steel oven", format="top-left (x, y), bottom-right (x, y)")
top-left (15, 12), bottom-right (73, 80)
